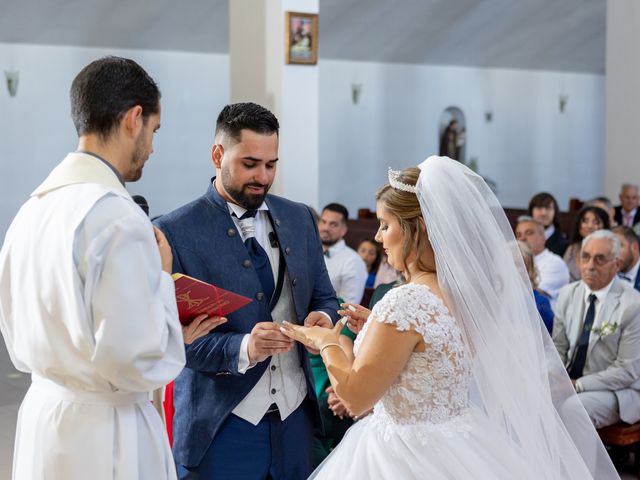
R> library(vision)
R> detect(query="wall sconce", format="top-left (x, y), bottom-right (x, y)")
top-left (351, 83), bottom-right (362, 105)
top-left (484, 111), bottom-right (493, 123)
top-left (559, 95), bottom-right (568, 113)
top-left (5, 70), bottom-right (19, 97)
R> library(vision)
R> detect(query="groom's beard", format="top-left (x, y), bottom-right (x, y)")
top-left (220, 173), bottom-right (271, 210)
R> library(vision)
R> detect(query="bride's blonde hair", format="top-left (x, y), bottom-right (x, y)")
top-left (376, 167), bottom-right (434, 279)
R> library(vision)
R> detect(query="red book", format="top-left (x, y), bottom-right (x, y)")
top-left (172, 273), bottom-right (252, 325)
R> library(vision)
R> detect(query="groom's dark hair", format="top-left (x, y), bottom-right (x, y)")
top-left (215, 102), bottom-right (279, 145)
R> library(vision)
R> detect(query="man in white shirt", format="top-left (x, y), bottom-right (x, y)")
top-left (319, 203), bottom-right (368, 304)
top-left (516, 216), bottom-right (570, 309)
top-left (614, 184), bottom-right (640, 228)
top-left (553, 230), bottom-right (640, 428)
top-left (613, 226), bottom-right (640, 291)
top-left (0, 56), bottom-right (212, 480)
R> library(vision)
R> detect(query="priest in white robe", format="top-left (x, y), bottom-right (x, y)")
top-left (0, 57), bottom-right (215, 480)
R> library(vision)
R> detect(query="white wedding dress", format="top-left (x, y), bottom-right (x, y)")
top-left (311, 283), bottom-right (544, 479)
top-left (309, 156), bottom-right (618, 479)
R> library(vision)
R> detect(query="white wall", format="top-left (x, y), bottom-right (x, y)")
top-left (0, 44), bottom-right (605, 239)
top-left (605, 0), bottom-right (640, 199)
top-left (318, 60), bottom-right (605, 216)
top-left (0, 43), bottom-right (229, 236)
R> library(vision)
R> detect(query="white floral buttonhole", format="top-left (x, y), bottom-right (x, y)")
top-left (591, 321), bottom-right (619, 337)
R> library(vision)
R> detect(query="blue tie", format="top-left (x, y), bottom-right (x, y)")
top-left (238, 210), bottom-right (275, 303)
top-left (568, 294), bottom-right (597, 379)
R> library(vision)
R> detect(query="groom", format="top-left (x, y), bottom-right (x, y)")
top-left (155, 102), bottom-right (339, 479)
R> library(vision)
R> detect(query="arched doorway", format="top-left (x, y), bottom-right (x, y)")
top-left (438, 107), bottom-right (466, 163)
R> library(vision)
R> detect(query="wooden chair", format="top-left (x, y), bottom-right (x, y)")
top-left (598, 422), bottom-right (640, 477)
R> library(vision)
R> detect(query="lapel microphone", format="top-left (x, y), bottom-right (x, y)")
top-left (132, 195), bottom-right (150, 217)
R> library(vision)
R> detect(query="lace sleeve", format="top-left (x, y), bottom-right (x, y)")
top-left (371, 284), bottom-right (450, 334)
top-left (364, 283), bottom-right (472, 432)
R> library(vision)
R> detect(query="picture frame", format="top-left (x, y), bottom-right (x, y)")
top-left (285, 12), bottom-right (318, 65)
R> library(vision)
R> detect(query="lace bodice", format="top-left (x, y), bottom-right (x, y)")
top-left (354, 283), bottom-right (471, 434)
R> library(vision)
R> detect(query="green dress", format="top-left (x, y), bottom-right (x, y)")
top-left (310, 324), bottom-right (356, 466)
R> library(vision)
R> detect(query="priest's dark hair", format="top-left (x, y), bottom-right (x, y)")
top-left (70, 56), bottom-right (161, 140)
top-left (215, 102), bottom-right (279, 145)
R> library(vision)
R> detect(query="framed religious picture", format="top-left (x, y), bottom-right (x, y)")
top-left (285, 12), bottom-right (318, 65)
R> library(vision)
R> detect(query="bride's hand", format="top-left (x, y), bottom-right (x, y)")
top-left (338, 303), bottom-right (371, 334)
top-left (280, 320), bottom-right (342, 351)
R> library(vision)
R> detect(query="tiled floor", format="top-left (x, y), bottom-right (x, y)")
top-left (0, 339), bottom-right (636, 479)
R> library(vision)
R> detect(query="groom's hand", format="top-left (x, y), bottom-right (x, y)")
top-left (304, 311), bottom-right (333, 329)
top-left (248, 322), bottom-right (294, 364)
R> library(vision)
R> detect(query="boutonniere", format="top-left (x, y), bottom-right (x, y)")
top-left (591, 321), bottom-right (619, 337)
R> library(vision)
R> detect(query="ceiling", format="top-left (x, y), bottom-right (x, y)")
top-left (0, 0), bottom-right (606, 73)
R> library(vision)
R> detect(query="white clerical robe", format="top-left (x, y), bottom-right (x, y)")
top-left (0, 153), bottom-right (185, 480)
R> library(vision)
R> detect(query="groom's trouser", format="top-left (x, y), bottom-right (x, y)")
top-left (177, 401), bottom-right (314, 479)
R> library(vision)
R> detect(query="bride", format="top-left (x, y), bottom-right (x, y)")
top-left (281, 156), bottom-right (618, 479)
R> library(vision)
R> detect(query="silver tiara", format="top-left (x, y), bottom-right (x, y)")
top-left (388, 167), bottom-right (417, 193)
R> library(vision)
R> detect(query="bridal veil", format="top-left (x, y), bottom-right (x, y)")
top-left (415, 156), bottom-right (618, 479)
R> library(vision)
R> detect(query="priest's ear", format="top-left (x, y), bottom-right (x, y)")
top-left (211, 144), bottom-right (224, 169)
top-left (121, 105), bottom-right (144, 139)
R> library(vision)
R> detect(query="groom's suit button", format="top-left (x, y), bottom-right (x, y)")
top-left (256, 292), bottom-right (264, 301)
top-left (285, 247), bottom-right (291, 255)
top-left (243, 259), bottom-right (251, 268)
top-left (292, 278), bottom-right (298, 286)
top-left (271, 365), bottom-right (276, 371)
top-left (227, 228), bottom-right (236, 237)
top-left (271, 388), bottom-right (277, 394)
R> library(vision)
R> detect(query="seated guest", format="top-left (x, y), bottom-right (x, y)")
top-left (614, 183), bottom-right (640, 228)
top-left (516, 216), bottom-right (569, 309)
top-left (356, 238), bottom-right (401, 289)
top-left (319, 203), bottom-right (368, 304)
top-left (553, 230), bottom-right (640, 428)
top-left (357, 239), bottom-right (381, 288)
top-left (528, 192), bottom-right (569, 257)
top-left (563, 206), bottom-right (610, 281)
top-left (517, 241), bottom-right (554, 334)
top-left (613, 226), bottom-right (640, 291)
top-left (587, 196), bottom-right (617, 227)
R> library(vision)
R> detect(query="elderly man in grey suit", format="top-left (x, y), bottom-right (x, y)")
top-left (553, 229), bottom-right (640, 428)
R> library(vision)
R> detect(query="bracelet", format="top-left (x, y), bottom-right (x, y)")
top-left (320, 343), bottom-right (343, 356)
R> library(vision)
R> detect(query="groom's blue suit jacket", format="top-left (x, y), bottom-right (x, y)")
top-left (154, 182), bottom-right (339, 467)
